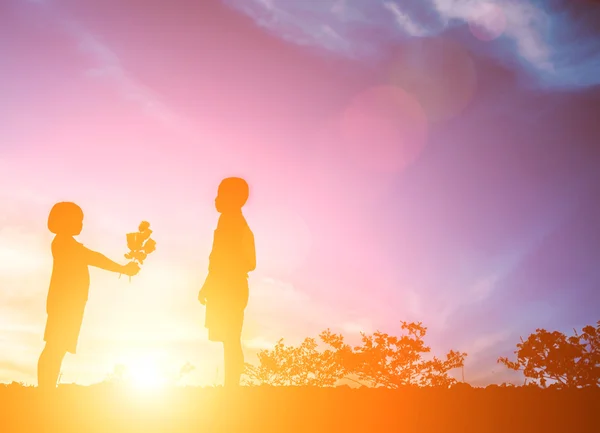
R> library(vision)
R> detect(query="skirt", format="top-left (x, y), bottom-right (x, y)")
top-left (44, 303), bottom-right (86, 354)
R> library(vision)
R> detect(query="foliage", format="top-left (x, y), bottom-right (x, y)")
top-left (321, 321), bottom-right (466, 388)
top-left (498, 321), bottom-right (600, 388)
top-left (245, 321), bottom-right (467, 388)
top-left (105, 364), bottom-right (128, 383)
top-left (244, 337), bottom-right (345, 387)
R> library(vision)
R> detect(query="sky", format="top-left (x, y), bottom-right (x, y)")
top-left (1, 0), bottom-right (599, 387)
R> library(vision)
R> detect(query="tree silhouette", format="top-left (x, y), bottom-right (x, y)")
top-left (498, 321), bottom-right (600, 388)
top-left (245, 321), bottom-right (467, 388)
top-left (322, 321), bottom-right (466, 388)
top-left (244, 336), bottom-right (345, 386)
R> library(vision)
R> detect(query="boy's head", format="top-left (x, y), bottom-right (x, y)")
top-left (48, 202), bottom-right (84, 236)
top-left (215, 177), bottom-right (249, 213)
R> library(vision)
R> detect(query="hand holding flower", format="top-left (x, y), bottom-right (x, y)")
top-left (121, 261), bottom-right (141, 277)
top-left (120, 221), bottom-right (156, 281)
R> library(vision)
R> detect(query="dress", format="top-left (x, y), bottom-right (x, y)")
top-left (201, 211), bottom-right (256, 342)
top-left (43, 235), bottom-right (90, 354)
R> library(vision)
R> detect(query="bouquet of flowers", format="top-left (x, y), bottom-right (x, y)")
top-left (120, 221), bottom-right (156, 281)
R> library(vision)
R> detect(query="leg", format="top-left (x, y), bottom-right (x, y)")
top-left (38, 343), bottom-right (67, 390)
top-left (223, 338), bottom-right (244, 387)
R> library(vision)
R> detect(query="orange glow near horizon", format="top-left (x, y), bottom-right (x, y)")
top-left (124, 356), bottom-right (168, 390)
top-left (3, 0), bottom-right (595, 393)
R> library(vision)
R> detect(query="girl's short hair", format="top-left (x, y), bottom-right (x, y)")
top-left (218, 177), bottom-right (250, 208)
top-left (48, 202), bottom-right (84, 235)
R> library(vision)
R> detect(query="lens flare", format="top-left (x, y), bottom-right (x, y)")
top-left (389, 38), bottom-right (478, 123)
top-left (130, 359), bottom-right (164, 389)
top-left (118, 355), bottom-right (167, 390)
top-left (469, 3), bottom-right (507, 42)
top-left (339, 85), bottom-right (428, 173)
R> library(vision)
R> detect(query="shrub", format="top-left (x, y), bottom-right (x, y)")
top-left (245, 321), bottom-right (467, 388)
top-left (498, 321), bottom-right (600, 388)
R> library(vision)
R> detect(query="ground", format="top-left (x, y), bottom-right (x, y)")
top-left (1, 383), bottom-right (598, 432)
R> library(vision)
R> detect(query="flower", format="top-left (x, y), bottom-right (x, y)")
top-left (143, 238), bottom-right (157, 254)
top-left (124, 222), bottom-right (156, 266)
top-left (127, 232), bottom-right (143, 251)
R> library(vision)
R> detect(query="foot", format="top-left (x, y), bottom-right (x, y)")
top-left (224, 373), bottom-right (242, 389)
top-left (37, 384), bottom-right (57, 397)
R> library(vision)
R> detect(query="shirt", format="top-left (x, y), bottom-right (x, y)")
top-left (46, 235), bottom-right (90, 313)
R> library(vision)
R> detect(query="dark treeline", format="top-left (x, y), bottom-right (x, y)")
top-left (241, 320), bottom-right (600, 389)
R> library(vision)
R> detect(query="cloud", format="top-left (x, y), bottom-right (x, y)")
top-left (469, 273), bottom-right (500, 303)
top-left (224, 0), bottom-right (600, 88)
top-left (383, 1), bottom-right (428, 37)
top-left (0, 359), bottom-right (35, 378)
top-left (415, 270), bottom-right (504, 334)
top-left (317, 24), bottom-right (352, 53)
top-left (222, 0), bottom-right (362, 57)
top-left (22, 1), bottom-right (189, 131)
top-left (0, 197), bottom-right (52, 322)
top-left (66, 23), bottom-right (184, 129)
top-left (463, 330), bottom-right (512, 358)
top-left (0, 319), bottom-right (42, 384)
top-left (448, 329), bottom-right (515, 385)
top-left (0, 229), bottom-right (48, 277)
top-left (331, 0), bottom-right (347, 20)
top-left (245, 277), bottom-right (374, 346)
top-left (432, 0), bottom-right (552, 68)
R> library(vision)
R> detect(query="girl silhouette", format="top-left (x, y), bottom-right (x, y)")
top-left (38, 202), bottom-right (140, 390)
top-left (198, 177), bottom-right (256, 387)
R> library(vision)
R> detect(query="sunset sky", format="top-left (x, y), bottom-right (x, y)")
top-left (1, 0), bottom-right (599, 387)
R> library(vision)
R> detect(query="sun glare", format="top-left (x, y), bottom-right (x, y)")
top-left (126, 357), bottom-right (167, 390)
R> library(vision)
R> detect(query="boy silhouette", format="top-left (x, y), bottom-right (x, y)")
top-left (198, 177), bottom-right (256, 387)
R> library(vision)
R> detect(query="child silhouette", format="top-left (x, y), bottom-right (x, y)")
top-left (198, 177), bottom-right (256, 387)
top-left (38, 202), bottom-right (140, 390)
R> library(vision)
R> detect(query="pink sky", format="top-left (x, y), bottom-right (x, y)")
top-left (0, 0), bottom-right (416, 386)
top-left (2, 0), bottom-right (598, 387)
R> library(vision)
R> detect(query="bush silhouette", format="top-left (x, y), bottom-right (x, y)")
top-left (498, 321), bottom-right (600, 388)
top-left (245, 321), bottom-right (467, 388)
top-left (244, 336), bottom-right (345, 386)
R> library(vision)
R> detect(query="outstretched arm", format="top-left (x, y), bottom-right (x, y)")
top-left (84, 247), bottom-right (124, 272)
top-left (82, 246), bottom-right (138, 275)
